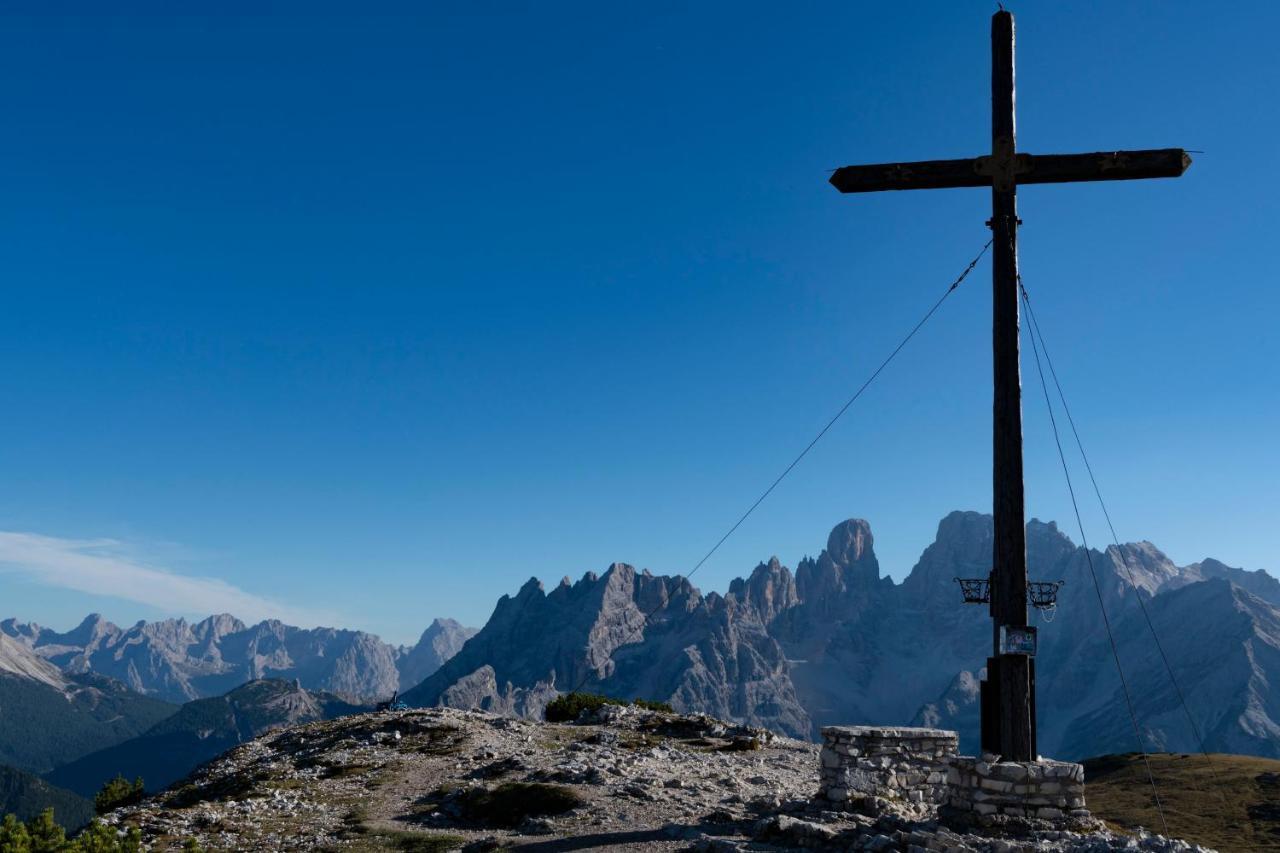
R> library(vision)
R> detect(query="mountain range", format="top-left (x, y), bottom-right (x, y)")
top-left (0, 613), bottom-right (475, 705)
top-left (2, 509), bottom-right (1276, 800)
top-left (0, 611), bottom-right (473, 820)
top-left (405, 511), bottom-right (1280, 761)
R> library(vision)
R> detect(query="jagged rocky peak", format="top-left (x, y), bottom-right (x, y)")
top-left (0, 617), bottom-right (40, 644)
top-left (827, 518), bottom-right (876, 569)
top-left (729, 557), bottom-right (798, 624)
top-left (513, 576), bottom-right (545, 601)
top-left (396, 617), bottom-right (479, 692)
top-left (1026, 518), bottom-right (1077, 565)
top-left (1188, 557), bottom-right (1280, 605)
top-left (0, 610), bottom-right (475, 706)
top-left (796, 518), bottom-right (881, 605)
top-left (934, 509), bottom-right (993, 551)
top-left (418, 617), bottom-right (472, 643)
top-left (1099, 539), bottom-right (1183, 597)
top-left (62, 613), bottom-right (121, 647)
top-left (899, 510), bottom-right (992, 601)
top-left (402, 555), bottom-right (810, 736)
top-left (194, 613), bottom-right (247, 640)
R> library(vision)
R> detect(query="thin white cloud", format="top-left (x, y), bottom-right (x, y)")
top-left (0, 531), bottom-right (332, 627)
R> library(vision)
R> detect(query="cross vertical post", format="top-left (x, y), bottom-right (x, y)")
top-left (986, 9), bottom-right (1034, 763)
top-left (824, 7), bottom-right (1189, 767)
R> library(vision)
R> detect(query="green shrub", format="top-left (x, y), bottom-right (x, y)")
top-left (544, 693), bottom-right (620, 722)
top-left (543, 692), bottom-right (673, 723)
top-left (631, 698), bottom-right (674, 713)
top-left (70, 821), bottom-right (142, 853)
top-left (93, 777), bottom-right (144, 815)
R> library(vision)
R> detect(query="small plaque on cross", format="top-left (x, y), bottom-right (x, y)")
top-left (999, 625), bottom-right (1037, 657)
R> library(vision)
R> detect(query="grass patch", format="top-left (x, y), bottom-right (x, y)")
top-left (375, 830), bottom-right (465, 851)
top-left (456, 782), bottom-right (584, 828)
top-left (339, 803), bottom-right (371, 838)
top-left (411, 725), bottom-right (468, 756)
top-left (320, 761), bottom-right (376, 779)
top-left (324, 830), bottom-right (465, 853)
top-left (614, 733), bottom-right (663, 751)
top-left (167, 773), bottom-right (263, 808)
top-left (1084, 752), bottom-right (1280, 853)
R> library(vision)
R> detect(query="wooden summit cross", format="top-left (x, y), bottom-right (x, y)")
top-left (828, 9), bottom-right (1189, 762)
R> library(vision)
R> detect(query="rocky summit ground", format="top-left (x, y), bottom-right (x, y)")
top-left (102, 705), bottom-right (1213, 852)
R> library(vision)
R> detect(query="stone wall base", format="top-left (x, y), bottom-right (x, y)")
top-left (818, 726), bottom-right (958, 814)
top-left (944, 754), bottom-right (1093, 828)
top-left (815, 725), bottom-right (1096, 830)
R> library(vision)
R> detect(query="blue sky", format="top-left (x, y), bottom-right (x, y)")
top-left (0, 1), bottom-right (1275, 644)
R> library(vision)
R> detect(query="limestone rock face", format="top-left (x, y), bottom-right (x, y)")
top-left (435, 665), bottom-right (560, 719)
top-left (1185, 557), bottom-right (1280, 605)
top-left (403, 563), bottom-right (811, 737)
top-left (398, 512), bottom-right (1280, 761)
top-left (729, 557), bottom-right (799, 626)
top-left (1056, 577), bottom-right (1280, 759)
top-left (0, 632), bottom-right (67, 690)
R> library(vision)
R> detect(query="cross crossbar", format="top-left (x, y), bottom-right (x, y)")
top-left (825, 9), bottom-right (1190, 763)
top-left (830, 148), bottom-right (1191, 193)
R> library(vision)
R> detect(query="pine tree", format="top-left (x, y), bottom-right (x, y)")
top-left (92, 777), bottom-right (144, 816)
top-left (23, 809), bottom-right (65, 853)
top-left (0, 813), bottom-right (33, 853)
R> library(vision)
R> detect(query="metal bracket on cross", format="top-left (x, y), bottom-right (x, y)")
top-left (955, 576), bottom-right (992, 604)
top-left (954, 576), bottom-right (1064, 609)
top-left (1028, 581), bottom-right (1065, 610)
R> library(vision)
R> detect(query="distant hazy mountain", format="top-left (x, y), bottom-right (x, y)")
top-left (47, 678), bottom-right (365, 797)
top-left (1, 613), bottom-right (474, 705)
top-left (0, 764), bottom-right (93, 830)
top-left (400, 511), bottom-right (1280, 761)
top-left (395, 618), bottom-right (479, 691)
top-left (0, 633), bottom-right (176, 774)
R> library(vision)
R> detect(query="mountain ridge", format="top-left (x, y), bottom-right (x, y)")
top-left (401, 510), bottom-right (1280, 761)
top-left (0, 637), bottom-right (176, 775)
top-left (46, 678), bottom-right (366, 798)
top-left (1, 612), bottom-right (476, 705)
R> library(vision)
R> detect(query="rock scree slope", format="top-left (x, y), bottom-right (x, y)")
top-left (98, 701), bottom-right (1213, 851)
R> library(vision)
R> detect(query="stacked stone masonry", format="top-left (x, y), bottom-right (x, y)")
top-left (819, 726), bottom-right (958, 809)
top-left (818, 725), bottom-right (1091, 827)
top-left (946, 755), bottom-right (1088, 823)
